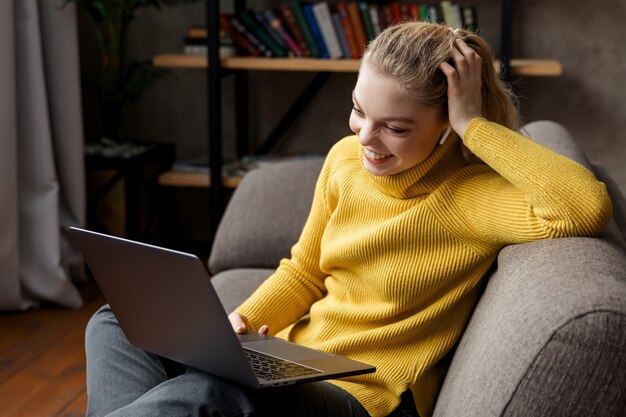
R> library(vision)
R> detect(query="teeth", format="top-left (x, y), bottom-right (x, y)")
top-left (364, 148), bottom-right (392, 160)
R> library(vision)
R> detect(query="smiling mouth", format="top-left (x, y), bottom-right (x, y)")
top-left (364, 148), bottom-right (393, 162)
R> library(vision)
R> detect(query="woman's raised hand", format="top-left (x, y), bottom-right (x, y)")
top-left (228, 311), bottom-right (269, 335)
top-left (439, 38), bottom-right (484, 139)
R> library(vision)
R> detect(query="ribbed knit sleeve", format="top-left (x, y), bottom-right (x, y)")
top-left (432, 118), bottom-right (613, 249)
top-left (235, 146), bottom-right (337, 334)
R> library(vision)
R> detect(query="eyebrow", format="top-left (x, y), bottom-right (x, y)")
top-left (351, 91), bottom-right (417, 125)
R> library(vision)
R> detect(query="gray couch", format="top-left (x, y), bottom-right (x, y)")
top-left (209, 121), bottom-right (626, 417)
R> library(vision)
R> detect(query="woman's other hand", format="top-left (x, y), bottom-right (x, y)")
top-left (228, 312), bottom-right (269, 335)
top-left (439, 38), bottom-right (484, 139)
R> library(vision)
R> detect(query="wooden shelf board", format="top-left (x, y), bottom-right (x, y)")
top-left (224, 57), bottom-right (360, 72)
top-left (158, 170), bottom-right (241, 189)
top-left (153, 54), bottom-right (562, 76)
top-left (153, 54), bottom-right (208, 69)
top-left (510, 59), bottom-right (562, 76)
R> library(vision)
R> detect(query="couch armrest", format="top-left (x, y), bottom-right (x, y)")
top-left (433, 237), bottom-right (626, 417)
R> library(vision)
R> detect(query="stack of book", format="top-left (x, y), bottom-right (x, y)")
top-left (184, 1), bottom-right (478, 60)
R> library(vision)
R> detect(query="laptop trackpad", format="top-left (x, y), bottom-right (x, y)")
top-left (243, 338), bottom-right (326, 361)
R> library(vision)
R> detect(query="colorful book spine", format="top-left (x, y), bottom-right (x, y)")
top-left (254, 10), bottom-right (290, 52)
top-left (312, 2), bottom-right (343, 59)
top-left (440, 1), bottom-right (455, 26)
top-left (335, 3), bottom-right (360, 59)
top-left (331, 10), bottom-right (351, 59)
top-left (219, 15), bottom-right (260, 57)
top-left (302, 3), bottom-right (330, 59)
top-left (346, 1), bottom-right (367, 56)
top-left (261, 9), bottom-right (303, 56)
top-left (278, 4), bottom-right (311, 57)
top-left (462, 6), bottom-right (478, 32)
top-left (239, 10), bottom-right (288, 57)
top-left (230, 16), bottom-right (273, 57)
top-left (419, 5), bottom-right (430, 22)
top-left (391, 2), bottom-right (402, 24)
top-left (368, 4), bottom-right (381, 36)
top-left (358, 1), bottom-right (375, 41)
top-left (290, 1), bottom-right (320, 58)
top-left (408, 3), bottom-right (421, 22)
top-left (451, 4), bottom-right (464, 28)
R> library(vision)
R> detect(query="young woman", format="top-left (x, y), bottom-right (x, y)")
top-left (86, 22), bottom-right (612, 417)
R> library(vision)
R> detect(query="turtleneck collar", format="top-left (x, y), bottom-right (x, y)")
top-left (357, 134), bottom-right (467, 199)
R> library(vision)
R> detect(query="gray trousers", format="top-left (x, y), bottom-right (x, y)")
top-left (85, 305), bottom-right (374, 417)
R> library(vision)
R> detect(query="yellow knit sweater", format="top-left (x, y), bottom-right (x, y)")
top-left (236, 118), bottom-right (612, 417)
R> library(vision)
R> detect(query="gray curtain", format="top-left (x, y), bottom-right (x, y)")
top-left (0, 0), bottom-right (86, 310)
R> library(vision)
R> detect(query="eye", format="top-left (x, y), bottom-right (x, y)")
top-left (352, 105), bottom-right (364, 117)
top-left (385, 125), bottom-right (408, 135)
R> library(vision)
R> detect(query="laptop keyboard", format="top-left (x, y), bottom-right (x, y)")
top-left (244, 349), bottom-right (323, 381)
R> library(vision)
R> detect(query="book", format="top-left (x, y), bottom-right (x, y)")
top-left (376, 3), bottom-right (389, 30)
top-left (183, 38), bottom-right (237, 59)
top-left (254, 9), bottom-right (291, 54)
top-left (312, 2), bottom-right (343, 59)
top-left (331, 10), bottom-right (351, 59)
top-left (261, 9), bottom-right (303, 56)
top-left (408, 3), bottom-right (421, 22)
top-left (219, 15), bottom-right (261, 57)
top-left (399, 2), bottom-right (412, 22)
top-left (239, 10), bottom-right (289, 57)
top-left (346, 2), bottom-right (367, 56)
top-left (419, 5), bottom-right (430, 22)
top-left (335, 3), bottom-right (360, 59)
top-left (440, 1), bottom-right (455, 26)
top-left (390, 2), bottom-right (402, 24)
top-left (302, 3), bottom-right (330, 59)
top-left (358, 1), bottom-right (375, 41)
top-left (230, 16), bottom-right (273, 57)
top-left (290, 1), bottom-right (320, 57)
top-left (462, 5), bottom-right (478, 32)
top-left (278, 4), bottom-right (312, 57)
top-left (451, 4), bottom-right (464, 29)
top-left (368, 3), bottom-right (381, 36)
top-left (427, 4), bottom-right (444, 24)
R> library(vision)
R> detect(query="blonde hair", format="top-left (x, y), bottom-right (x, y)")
top-left (362, 21), bottom-right (520, 131)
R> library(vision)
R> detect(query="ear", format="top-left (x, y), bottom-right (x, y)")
top-left (439, 125), bottom-right (452, 145)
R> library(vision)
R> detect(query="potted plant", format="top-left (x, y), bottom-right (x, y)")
top-left (64, 0), bottom-right (201, 141)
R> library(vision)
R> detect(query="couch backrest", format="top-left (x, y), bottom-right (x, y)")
top-left (208, 159), bottom-right (323, 275)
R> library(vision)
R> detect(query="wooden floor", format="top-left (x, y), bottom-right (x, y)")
top-left (0, 282), bottom-right (105, 417)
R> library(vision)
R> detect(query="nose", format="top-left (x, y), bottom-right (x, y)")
top-left (356, 122), bottom-right (378, 147)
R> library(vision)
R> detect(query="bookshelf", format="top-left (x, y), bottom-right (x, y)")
top-left (156, 0), bottom-right (562, 234)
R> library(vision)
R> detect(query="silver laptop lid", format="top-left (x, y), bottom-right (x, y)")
top-left (69, 227), bottom-right (259, 387)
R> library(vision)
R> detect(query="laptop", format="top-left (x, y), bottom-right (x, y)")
top-left (69, 227), bottom-right (375, 388)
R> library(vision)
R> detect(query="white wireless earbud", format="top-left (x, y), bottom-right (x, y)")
top-left (439, 125), bottom-right (452, 145)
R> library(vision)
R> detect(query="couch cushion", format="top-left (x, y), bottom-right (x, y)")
top-left (209, 159), bottom-right (323, 274)
top-left (433, 237), bottom-right (626, 417)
